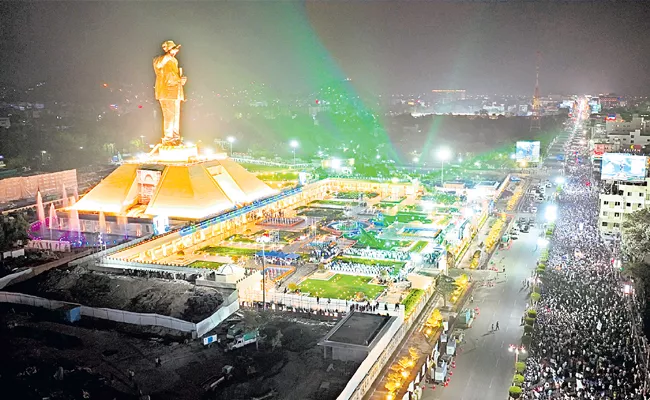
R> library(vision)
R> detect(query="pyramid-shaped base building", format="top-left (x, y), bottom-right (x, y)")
top-left (71, 147), bottom-right (277, 220)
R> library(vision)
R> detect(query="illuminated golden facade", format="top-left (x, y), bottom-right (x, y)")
top-left (70, 42), bottom-right (277, 220)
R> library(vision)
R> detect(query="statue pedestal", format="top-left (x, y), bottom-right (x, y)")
top-left (157, 145), bottom-right (198, 163)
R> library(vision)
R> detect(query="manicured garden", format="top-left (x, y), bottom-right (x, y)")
top-left (381, 212), bottom-right (432, 224)
top-left (401, 289), bottom-right (425, 316)
top-left (240, 163), bottom-right (288, 172)
top-left (298, 274), bottom-right (386, 300)
top-left (410, 241), bottom-right (429, 253)
top-left (310, 199), bottom-right (353, 207)
top-left (335, 191), bottom-right (379, 199)
top-left (199, 246), bottom-right (258, 257)
top-left (352, 229), bottom-right (412, 250)
top-left (188, 260), bottom-right (226, 269)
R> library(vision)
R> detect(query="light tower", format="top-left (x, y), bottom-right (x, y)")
top-left (530, 51), bottom-right (542, 132)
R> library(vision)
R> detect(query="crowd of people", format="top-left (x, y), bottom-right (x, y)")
top-left (327, 259), bottom-right (410, 281)
top-left (121, 268), bottom-right (195, 281)
top-left (309, 242), bottom-right (340, 263)
top-left (343, 247), bottom-right (410, 261)
top-left (522, 162), bottom-right (645, 399)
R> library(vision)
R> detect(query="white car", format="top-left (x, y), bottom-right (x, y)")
top-left (531, 207), bottom-right (538, 213)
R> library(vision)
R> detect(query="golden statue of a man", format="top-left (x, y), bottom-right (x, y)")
top-left (153, 40), bottom-right (187, 146)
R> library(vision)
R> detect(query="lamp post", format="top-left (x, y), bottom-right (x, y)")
top-left (290, 140), bottom-right (299, 165)
top-left (227, 136), bottom-right (235, 156)
top-left (509, 344), bottom-right (526, 365)
top-left (437, 147), bottom-right (452, 186)
top-left (257, 235), bottom-right (271, 310)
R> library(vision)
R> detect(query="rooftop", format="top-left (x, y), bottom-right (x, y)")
top-left (324, 312), bottom-right (391, 347)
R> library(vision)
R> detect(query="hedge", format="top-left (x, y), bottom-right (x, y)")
top-left (509, 386), bottom-right (523, 399)
top-left (525, 317), bottom-right (536, 326)
top-left (530, 292), bottom-right (541, 302)
top-left (513, 374), bottom-right (525, 386)
top-left (532, 286), bottom-right (541, 294)
top-left (527, 309), bottom-right (537, 318)
top-left (521, 334), bottom-right (532, 347)
top-left (515, 362), bottom-right (526, 374)
top-left (523, 325), bottom-right (534, 334)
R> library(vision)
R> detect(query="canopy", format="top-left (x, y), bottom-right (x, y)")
top-left (255, 251), bottom-right (299, 259)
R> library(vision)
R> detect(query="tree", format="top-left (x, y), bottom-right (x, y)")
top-left (622, 209), bottom-right (650, 264)
top-left (436, 275), bottom-right (458, 307)
top-left (0, 213), bottom-right (30, 266)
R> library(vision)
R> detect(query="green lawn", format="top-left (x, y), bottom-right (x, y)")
top-left (240, 163), bottom-right (289, 172)
top-left (199, 246), bottom-right (258, 257)
top-left (189, 260), bottom-right (226, 269)
top-left (352, 229), bottom-right (412, 250)
top-left (402, 289), bottom-right (425, 316)
top-left (380, 197), bottom-right (406, 205)
top-left (298, 274), bottom-right (386, 300)
top-left (311, 199), bottom-right (352, 206)
top-left (335, 191), bottom-right (379, 199)
top-left (382, 212), bottom-right (432, 224)
top-left (410, 241), bottom-right (429, 253)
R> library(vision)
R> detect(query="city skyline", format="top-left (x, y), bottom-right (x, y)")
top-left (1, 1), bottom-right (650, 102)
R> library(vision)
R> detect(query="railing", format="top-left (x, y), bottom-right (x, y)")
top-left (238, 290), bottom-right (405, 318)
top-left (70, 234), bottom-right (153, 267)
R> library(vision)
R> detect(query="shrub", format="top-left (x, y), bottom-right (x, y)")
top-left (533, 286), bottom-right (542, 294)
top-left (513, 374), bottom-right (525, 386)
top-left (537, 263), bottom-right (546, 269)
top-left (523, 324), bottom-right (534, 334)
top-left (527, 309), bottom-right (537, 318)
top-left (509, 386), bottom-right (523, 399)
top-left (521, 334), bottom-right (532, 347)
top-left (515, 362), bottom-right (526, 374)
top-left (530, 292), bottom-right (541, 302)
top-left (536, 267), bottom-right (546, 275)
top-left (525, 317), bottom-right (536, 326)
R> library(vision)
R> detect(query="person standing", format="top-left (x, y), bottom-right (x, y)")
top-left (153, 40), bottom-right (187, 146)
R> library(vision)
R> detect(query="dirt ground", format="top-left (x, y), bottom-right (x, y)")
top-left (0, 305), bottom-right (358, 400)
top-left (10, 266), bottom-right (228, 323)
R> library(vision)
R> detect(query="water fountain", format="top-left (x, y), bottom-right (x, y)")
top-left (61, 183), bottom-right (69, 207)
top-left (99, 211), bottom-right (106, 234)
top-left (48, 203), bottom-right (57, 230)
top-left (36, 191), bottom-right (45, 226)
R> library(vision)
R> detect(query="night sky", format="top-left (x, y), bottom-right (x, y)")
top-left (1, 1), bottom-right (649, 98)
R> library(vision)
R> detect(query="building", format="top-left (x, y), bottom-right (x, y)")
top-left (430, 89), bottom-right (466, 104)
top-left (71, 150), bottom-right (277, 220)
top-left (318, 312), bottom-right (398, 362)
top-left (605, 115), bottom-right (650, 148)
top-left (599, 94), bottom-right (620, 110)
top-left (598, 179), bottom-right (650, 234)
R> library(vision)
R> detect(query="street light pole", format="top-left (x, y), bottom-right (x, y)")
top-left (262, 240), bottom-right (266, 310)
top-left (227, 136), bottom-right (235, 156)
top-left (441, 158), bottom-right (445, 186)
top-left (290, 140), bottom-right (299, 166)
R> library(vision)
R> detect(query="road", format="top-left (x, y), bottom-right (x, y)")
top-left (421, 128), bottom-right (572, 400)
top-left (421, 209), bottom-right (542, 400)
